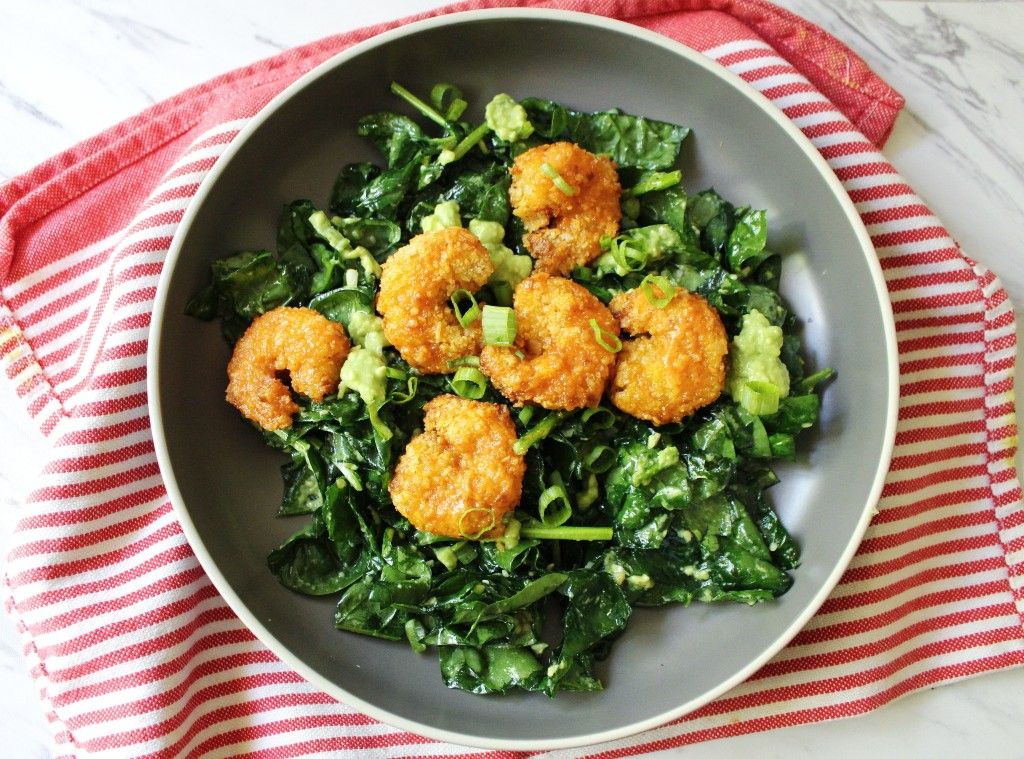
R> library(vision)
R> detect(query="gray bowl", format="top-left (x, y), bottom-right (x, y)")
top-left (149, 9), bottom-right (898, 750)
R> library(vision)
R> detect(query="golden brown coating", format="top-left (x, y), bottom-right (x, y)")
top-left (389, 395), bottom-right (525, 539)
top-left (509, 141), bottom-right (621, 276)
top-left (480, 273), bottom-right (620, 410)
top-left (609, 287), bottom-right (728, 426)
top-left (226, 306), bottom-right (350, 430)
top-left (376, 227), bottom-right (494, 374)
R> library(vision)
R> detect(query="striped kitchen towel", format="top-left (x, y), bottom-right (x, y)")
top-left (1, 0), bottom-right (1021, 756)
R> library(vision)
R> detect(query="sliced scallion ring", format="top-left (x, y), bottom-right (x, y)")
top-left (513, 411), bottom-right (566, 456)
top-left (450, 367), bottom-right (488, 400)
top-left (538, 472), bottom-right (572, 527)
top-left (450, 288), bottom-right (481, 328)
top-left (736, 380), bottom-right (781, 416)
top-left (458, 508), bottom-right (496, 540)
top-left (482, 304), bottom-right (517, 346)
top-left (447, 355), bottom-right (480, 369)
top-left (589, 319), bottom-right (622, 353)
top-left (639, 273), bottom-right (677, 308)
top-left (540, 162), bottom-right (578, 196)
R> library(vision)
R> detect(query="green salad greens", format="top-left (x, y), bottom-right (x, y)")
top-left (187, 82), bottom-right (833, 696)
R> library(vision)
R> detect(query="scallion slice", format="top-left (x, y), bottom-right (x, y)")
top-left (610, 237), bottom-right (647, 273)
top-left (589, 319), bottom-right (622, 353)
top-left (518, 524), bottom-right (613, 541)
top-left (458, 508), bottom-right (496, 540)
top-left (582, 444), bottom-right (616, 474)
top-left (736, 380), bottom-right (781, 416)
top-left (447, 355), bottom-right (480, 369)
top-left (482, 304), bottom-right (517, 346)
top-left (439, 122), bottom-right (492, 165)
top-left (430, 82), bottom-right (467, 120)
top-left (540, 162), bottom-right (578, 196)
top-left (581, 406), bottom-right (615, 431)
top-left (450, 288), bottom-right (481, 328)
top-left (639, 273), bottom-right (676, 308)
top-left (390, 81), bottom-right (448, 128)
top-left (513, 411), bottom-right (566, 456)
top-left (450, 367), bottom-right (488, 400)
top-left (538, 472), bottom-right (572, 527)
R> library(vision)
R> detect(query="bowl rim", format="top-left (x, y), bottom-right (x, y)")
top-left (148, 6), bottom-right (900, 750)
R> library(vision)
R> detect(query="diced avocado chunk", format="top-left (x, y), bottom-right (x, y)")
top-left (726, 309), bottom-right (791, 414)
top-left (468, 218), bottom-right (532, 290)
top-left (420, 200), bottom-right (462, 232)
top-left (339, 346), bottom-right (387, 407)
top-left (485, 93), bottom-right (534, 143)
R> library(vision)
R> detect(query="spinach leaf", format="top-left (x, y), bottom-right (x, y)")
top-left (519, 98), bottom-right (690, 170)
top-left (544, 570), bottom-right (631, 695)
top-left (439, 644), bottom-right (544, 694)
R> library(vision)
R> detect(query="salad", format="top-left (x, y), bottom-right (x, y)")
top-left (187, 82), bottom-right (833, 696)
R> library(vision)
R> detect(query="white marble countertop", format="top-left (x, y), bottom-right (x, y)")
top-left (1, 1), bottom-right (1021, 756)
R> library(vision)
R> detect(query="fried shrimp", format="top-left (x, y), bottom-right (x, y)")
top-left (509, 141), bottom-right (621, 276)
top-left (389, 395), bottom-right (525, 539)
top-left (376, 227), bottom-right (494, 374)
top-left (609, 286), bottom-right (728, 426)
top-left (480, 273), bottom-right (619, 410)
top-left (226, 306), bottom-right (350, 431)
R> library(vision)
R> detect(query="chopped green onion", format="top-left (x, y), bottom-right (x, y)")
top-left (518, 405), bottom-right (536, 426)
top-left (639, 273), bottom-right (677, 309)
top-left (390, 81), bottom-right (448, 128)
top-left (450, 288), bottom-right (481, 328)
top-left (609, 237), bottom-right (647, 273)
top-left (582, 444), bottom-right (616, 474)
top-left (540, 162), bottom-right (578, 195)
top-left (430, 82), bottom-right (467, 120)
top-left (482, 305), bottom-right (517, 346)
top-left (439, 122), bottom-right (492, 165)
top-left (736, 380), bottom-right (781, 416)
top-left (518, 524), bottom-right (613, 541)
top-left (450, 367), bottom-right (488, 400)
top-left (538, 472), bottom-right (572, 527)
top-left (459, 508), bottom-right (496, 540)
top-left (513, 411), bottom-right (566, 455)
top-left (589, 319), bottom-right (622, 353)
top-left (581, 406), bottom-right (615, 431)
top-left (389, 375), bottom-right (418, 405)
top-left (447, 355), bottom-right (480, 369)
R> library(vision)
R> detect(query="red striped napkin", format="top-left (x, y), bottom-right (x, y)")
top-left (2, 0), bottom-right (1021, 756)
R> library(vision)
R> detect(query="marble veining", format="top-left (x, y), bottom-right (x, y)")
top-left (1, 1), bottom-right (1021, 756)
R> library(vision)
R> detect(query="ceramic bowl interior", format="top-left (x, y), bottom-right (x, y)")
top-left (150, 9), bottom-right (897, 749)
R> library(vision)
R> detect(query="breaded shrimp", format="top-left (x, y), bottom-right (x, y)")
top-left (480, 273), bottom-right (619, 410)
top-left (389, 395), bottom-right (525, 539)
top-left (509, 141), bottom-right (621, 276)
top-left (226, 306), bottom-right (350, 430)
top-left (608, 286), bottom-right (728, 426)
top-left (376, 227), bottom-right (494, 374)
